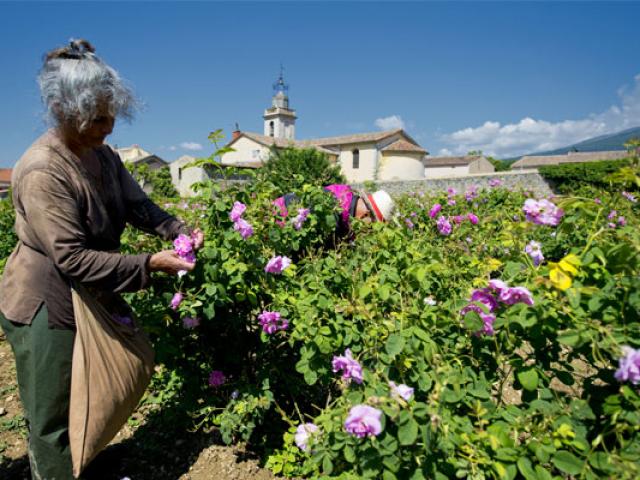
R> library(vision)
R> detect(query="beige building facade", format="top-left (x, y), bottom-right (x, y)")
top-left (424, 155), bottom-right (495, 178)
top-left (169, 155), bottom-right (210, 197)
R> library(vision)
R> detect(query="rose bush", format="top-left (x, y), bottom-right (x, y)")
top-left (2, 154), bottom-right (639, 479)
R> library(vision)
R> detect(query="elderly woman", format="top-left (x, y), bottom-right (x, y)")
top-left (0, 39), bottom-right (201, 479)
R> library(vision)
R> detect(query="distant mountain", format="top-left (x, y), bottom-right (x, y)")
top-left (527, 126), bottom-right (640, 157)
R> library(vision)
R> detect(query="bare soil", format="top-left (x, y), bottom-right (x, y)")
top-left (0, 335), bottom-right (276, 480)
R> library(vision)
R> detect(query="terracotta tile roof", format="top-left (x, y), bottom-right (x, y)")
top-left (381, 139), bottom-right (426, 154)
top-left (0, 168), bottom-right (12, 183)
top-left (425, 155), bottom-right (484, 167)
top-left (298, 129), bottom-right (403, 147)
top-left (233, 133), bottom-right (351, 157)
top-left (512, 150), bottom-right (628, 169)
top-left (242, 132), bottom-right (298, 149)
top-left (219, 161), bottom-right (262, 169)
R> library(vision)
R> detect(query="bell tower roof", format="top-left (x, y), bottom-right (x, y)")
top-left (264, 65), bottom-right (297, 140)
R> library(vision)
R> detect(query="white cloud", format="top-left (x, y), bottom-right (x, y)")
top-left (437, 148), bottom-right (453, 156)
top-left (374, 115), bottom-right (405, 130)
top-left (169, 146), bottom-right (177, 151)
top-left (439, 74), bottom-right (640, 158)
top-left (180, 142), bottom-right (203, 151)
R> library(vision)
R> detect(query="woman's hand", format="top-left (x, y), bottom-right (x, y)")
top-left (191, 228), bottom-right (204, 250)
top-left (148, 250), bottom-right (195, 275)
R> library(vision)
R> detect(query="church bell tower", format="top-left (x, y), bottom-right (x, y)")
top-left (264, 67), bottom-right (297, 140)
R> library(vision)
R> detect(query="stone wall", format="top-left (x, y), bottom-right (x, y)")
top-left (352, 169), bottom-right (554, 197)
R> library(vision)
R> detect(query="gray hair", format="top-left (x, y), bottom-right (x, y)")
top-left (37, 39), bottom-right (138, 132)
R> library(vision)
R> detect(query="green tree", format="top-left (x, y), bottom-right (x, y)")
top-left (125, 162), bottom-right (179, 200)
top-left (151, 166), bottom-right (179, 200)
top-left (487, 156), bottom-right (510, 172)
top-left (258, 146), bottom-right (346, 195)
top-left (624, 137), bottom-right (640, 166)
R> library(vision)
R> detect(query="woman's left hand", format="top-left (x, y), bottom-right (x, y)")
top-left (191, 228), bottom-right (204, 250)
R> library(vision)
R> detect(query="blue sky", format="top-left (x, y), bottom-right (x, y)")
top-left (1, 1), bottom-right (639, 167)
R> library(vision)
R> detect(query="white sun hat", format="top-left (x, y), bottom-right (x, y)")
top-left (366, 190), bottom-right (395, 222)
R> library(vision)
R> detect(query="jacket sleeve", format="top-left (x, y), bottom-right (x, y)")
top-left (20, 169), bottom-right (152, 293)
top-left (114, 152), bottom-right (188, 241)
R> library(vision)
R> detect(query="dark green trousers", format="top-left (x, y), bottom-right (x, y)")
top-left (1, 305), bottom-right (75, 480)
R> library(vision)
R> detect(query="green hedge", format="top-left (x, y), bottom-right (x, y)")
top-left (539, 158), bottom-right (632, 193)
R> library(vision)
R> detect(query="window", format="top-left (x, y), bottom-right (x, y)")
top-left (178, 167), bottom-right (183, 180)
top-left (269, 121), bottom-right (275, 137)
top-left (352, 149), bottom-right (360, 169)
top-left (252, 149), bottom-right (261, 159)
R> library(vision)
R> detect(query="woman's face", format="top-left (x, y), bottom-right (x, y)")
top-left (62, 104), bottom-right (115, 151)
top-left (80, 109), bottom-right (115, 148)
top-left (354, 198), bottom-right (374, 223)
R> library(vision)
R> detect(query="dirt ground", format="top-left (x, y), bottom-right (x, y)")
top-left (0, 334), bottom-right (276, 480)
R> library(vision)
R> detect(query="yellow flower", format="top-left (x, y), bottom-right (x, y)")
top-left (558, 253), bottom-right (581, 276)
top-left (550, 267), bottom-right (572, 290)
top-left (549, 253), bottom-right (581, 291)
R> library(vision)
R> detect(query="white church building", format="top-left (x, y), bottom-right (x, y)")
top-left (220, 73), bottom-right (429, 182)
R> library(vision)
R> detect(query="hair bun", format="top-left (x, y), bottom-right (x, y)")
top-left (45, 39), bottom-right (96, 61)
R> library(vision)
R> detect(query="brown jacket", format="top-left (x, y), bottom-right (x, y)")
top-left (0, 131), bottom-right (185, 328)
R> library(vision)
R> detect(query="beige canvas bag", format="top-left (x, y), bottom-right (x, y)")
top-left (69, 284), bottom-right (155, 478)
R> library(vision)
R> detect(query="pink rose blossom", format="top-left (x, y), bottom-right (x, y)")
top-left (467, 213), bottom-right (479, 225)
top-left (523, 199), bottom-right (564, 226)
top-left (173, 234), bottom-right (194, 256)
top-left (233, 218), bottom-right (254, 239)
top-left (614, 346), bottom-right (640, 384)
top-left (389, 381), bottom-right (414, 401)
top-left (332, 349), bottom-right (363, 384)
top-left (169, 292), bottom-right (183, 310)
top-left (344, 405), bottom-right (383, 438)
top-left (258, 311), bottom-right (289, 334)
top-left (229, 201), bottom-right (246, 222)
top-left (292, 208), bottom-right (311, 230)
top-left (182, 316), bottom-right (201, 329)
top-left (264, 255), bottom-right (292, 274)
top-left (525, 240), bottom-right (544, 266)
top-left (208, 370), bottom-right (226, 387)
top-left (429, 203), bottom-right (442, 218)
top-left (295, 423), bottom-right (319, 452)
top-left (499, 286), bottom-right (534, 306)
top-left (470, 289), bottom-right (499, 312)
top-left (436, 216), bottom-right (452, 235)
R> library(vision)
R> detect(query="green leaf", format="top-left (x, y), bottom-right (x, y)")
top-left (303, 369), bottom-right (318, 385)
top-left (343, 445), bottom-right (356, 463)
top-left (462, 311), bottom-right (483, 332)
top-left (588, 452), bottom-right (614, 473)
top-left (557, 330), bottom-right (581, 347)
top-left (385, 334), bottom-right (405, 357)
top-left (409, 468), bottom-right (426, 480)
top-left (398, 417), bottom-right (419, 445)
top-left (534, 465), bottom-right (553, 480)
top-left (322, 454), bottom-right (334, 475)
top-left (382, 470), bottom-right (398, 480)
top-left (517, 368), bottom-right (539, 391)
top-left (552, 450), bottom-right (583, 475)
top-left (359, 284), bottom-right (372, 299)
top-left (517, 457), bottom-right (537, 480)
top-left (379, 283), bottom-right (392, 301)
